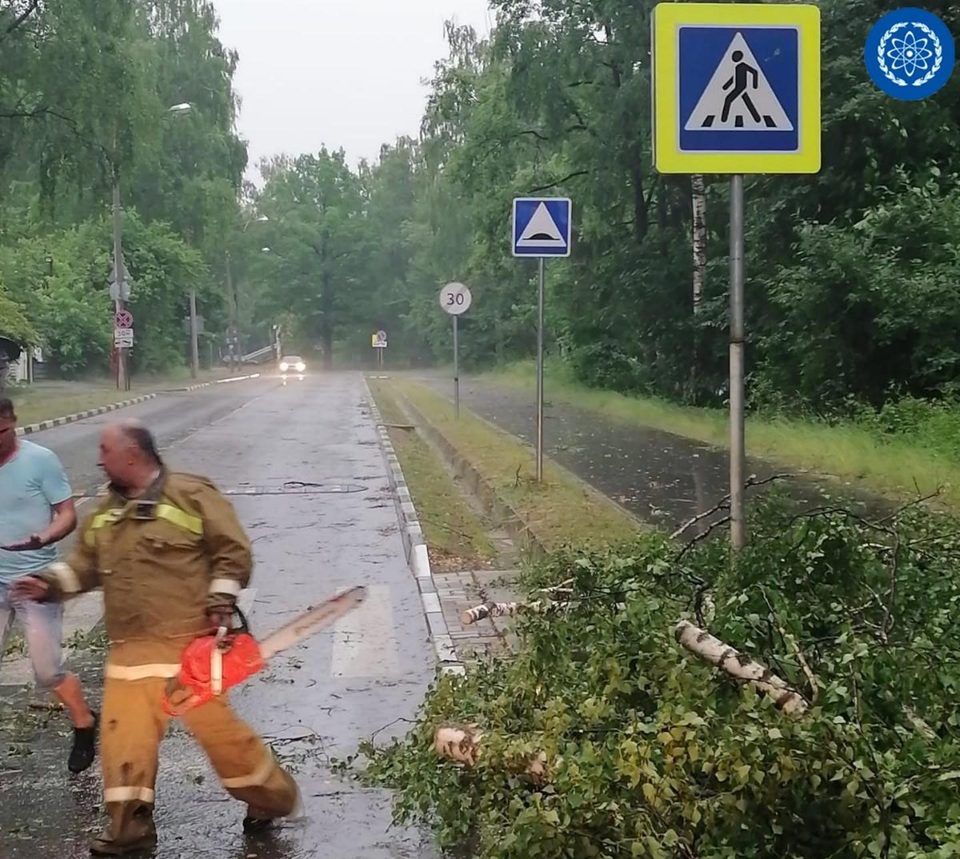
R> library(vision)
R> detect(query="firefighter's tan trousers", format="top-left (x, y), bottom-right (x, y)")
top-left (99, 675), bottom-right (298, 845)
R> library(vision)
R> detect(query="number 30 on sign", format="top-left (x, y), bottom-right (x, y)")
top-left (439, 283), bottom-right (472, 316)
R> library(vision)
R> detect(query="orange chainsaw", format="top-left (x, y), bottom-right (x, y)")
top-left (162, 585), bottom-right (367, 716)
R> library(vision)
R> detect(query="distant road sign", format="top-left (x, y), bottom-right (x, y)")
top-left (439, 282), bottom-right (472, 315)
top-left (115, 309), bottom-right (133, 328)
top-left (114, 328), bottom-right (134, 348)
top-left (512, 198), bottom-right (572, 257)
top-left (372, 330), bottom-right (387, 348)
top-left (652, 2), bottom-right (821, 174)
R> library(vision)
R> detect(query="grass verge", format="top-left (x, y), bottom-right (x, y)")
top-left (392, 378), bottom-right (642, 551)
top-left (368, 379), bottom-right (497, 569)
top-left (486, 360), bottom-right (960, 511)
top-left (6, 368), bottom-right (236, 426)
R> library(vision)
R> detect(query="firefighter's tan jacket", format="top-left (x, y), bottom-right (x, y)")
top-left (42, 470), bottom-right (252, 678)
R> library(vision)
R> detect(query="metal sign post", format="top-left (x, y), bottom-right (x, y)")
top-left (651, 1), bottom-right (821, 550)
top-left (729, 176), bottom-right (746, 550)
top-left (371, 330), bottom-right (387, 370)
top-left (536, 258), bottom-right (545, 481)
top-left (512, 197), bottom-right (573, 482)
top-left (439, 282), bottom-right (472, 419)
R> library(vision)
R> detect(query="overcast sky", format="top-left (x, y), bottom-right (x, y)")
top-left (213, 0), bottom-right (494, 183)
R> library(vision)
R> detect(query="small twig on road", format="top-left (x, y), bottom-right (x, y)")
top-left (28, 702), bottom-right (62, 712)
top-left (369, 717), bottom-right (415, 744)
top-left (263, 726), bottom-right (328, 746)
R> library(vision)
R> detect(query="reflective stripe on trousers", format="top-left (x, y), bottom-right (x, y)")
top-left (99, 676), bottom-right (298, 844)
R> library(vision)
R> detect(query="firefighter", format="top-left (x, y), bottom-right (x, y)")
top-left (11, 419), bottom-right (299, 856)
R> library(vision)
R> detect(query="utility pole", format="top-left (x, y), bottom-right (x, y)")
top-left (225, 249), bottom-right (240, 370)
top-left (189, 287), bottom-right (200, 378)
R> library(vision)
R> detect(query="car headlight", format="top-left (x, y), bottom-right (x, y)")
top-left (280, 362), bottom-right (288, 372)
top-left (295, 362), bottom-right (305, 372)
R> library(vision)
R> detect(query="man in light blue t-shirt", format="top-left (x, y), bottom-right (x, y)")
top-left (0, 397), bottom-right (97, 773)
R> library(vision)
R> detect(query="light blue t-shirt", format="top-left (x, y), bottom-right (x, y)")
top-left (0, 440), bottom-right (73, 582)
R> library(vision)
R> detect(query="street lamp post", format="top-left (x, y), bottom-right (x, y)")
top-left (112, 102), bottom-right (193, 387)
top-left (222, 215), bottom-right (268, 371)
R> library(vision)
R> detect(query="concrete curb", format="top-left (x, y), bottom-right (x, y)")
top-left (364, 379), bottom-right (466, 677)
top-left (13, 372), bottom-right (265, 437)
top-left (15, 394), bottom-right (158, 437)
top-left (168, 372), bottom-right (262, 393)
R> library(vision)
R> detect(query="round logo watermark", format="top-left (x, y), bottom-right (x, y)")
top-left (864, 8), bottom-right (955, 100)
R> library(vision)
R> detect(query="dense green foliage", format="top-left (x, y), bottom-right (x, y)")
top-left (251, 0), bottom-right (960, 414)
top-left (360, 497), bottom-right (960, 857)
top-left (0, 0), bottom-right (246, 374)
top-left (5, 0), bottom-right (960, 414)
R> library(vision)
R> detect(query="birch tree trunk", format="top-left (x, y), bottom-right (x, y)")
top-left (690, 174), bottom-right (707, 400)
top-left (674, 620), bottom-right (809, 716)
top-left (692, 174), bottom-right (707, 316)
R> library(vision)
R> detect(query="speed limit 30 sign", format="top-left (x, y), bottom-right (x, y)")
top-left (439, 282), bottom-right (472, 315)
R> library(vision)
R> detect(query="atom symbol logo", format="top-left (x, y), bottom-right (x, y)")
top-left (877, 20), bottom-right (944, 87)
top-left (866, 9), bottom-right (955, 100)
top-left (886, 29), bottom-right (933, 77)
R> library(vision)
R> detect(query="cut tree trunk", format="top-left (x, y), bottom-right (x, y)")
top-left (433, 723), bottom-right (547, 782)
top-left (460, 602), bottom-right (530, 625)
top-left (674, 620), bottom-right (809, 716)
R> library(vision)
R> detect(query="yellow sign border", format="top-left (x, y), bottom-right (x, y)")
top-left (652, 3), bottom-right (821, 174)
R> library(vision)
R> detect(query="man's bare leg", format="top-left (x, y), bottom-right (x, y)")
top-left (54, 672), bottom-right (95, 727)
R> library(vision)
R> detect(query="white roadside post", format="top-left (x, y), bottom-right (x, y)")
top-left (439, 282), bottom-right (473, 419)
top-left (651, 2), bottom-right (821, 551)
top-left (511, 197), bottom-right (573, 482)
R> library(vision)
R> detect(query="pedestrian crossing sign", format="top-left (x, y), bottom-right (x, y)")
top-left (652, 3), bottom-right (821, 174)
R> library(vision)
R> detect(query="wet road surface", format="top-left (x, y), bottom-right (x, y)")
top-left (2, 377), bottom-right (281, 684)
top-left (29, 377), bottom-right (278, 499)
top-left (417, 374), bottom-right (881, 530)
top-left (0, 372), bottom-right (438, 858)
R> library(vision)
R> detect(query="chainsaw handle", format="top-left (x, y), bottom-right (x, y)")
top-left (233, 605), bottom-right (251, 635)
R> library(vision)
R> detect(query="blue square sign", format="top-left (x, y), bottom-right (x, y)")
top-left (512, 198), bottom-right (572, 257)
top-left (678, 26), bottom-right (799, 154)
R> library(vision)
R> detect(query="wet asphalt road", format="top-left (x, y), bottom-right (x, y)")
top-left (0, 372), bottom-right (438, 859)
top-left (2, 378), bottom-right (284, 684)
top-left (418, 374), bottom-right (880, 529)
top-left (28, 378), bottom-right (279, 500)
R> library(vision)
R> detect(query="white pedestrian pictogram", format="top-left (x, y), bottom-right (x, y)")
top-left (684, 32), bottom-right (793, 131)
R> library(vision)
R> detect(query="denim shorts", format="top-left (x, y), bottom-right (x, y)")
top-left (0, 582), bottom-right (67, 689)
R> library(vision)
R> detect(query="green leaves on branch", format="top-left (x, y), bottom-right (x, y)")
top-left (359, 495), bottom-right (960, 857)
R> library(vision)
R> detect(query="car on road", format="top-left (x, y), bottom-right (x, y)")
top-left (279, 355), bottom-right (306, 383)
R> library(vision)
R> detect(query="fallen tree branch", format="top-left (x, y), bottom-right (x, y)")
top-left (460, 601), bottom-right (535, 625)
top-left (903, 706), bottom-right (936, 741)
top-left (539, 577), bottom-right (574, 594)
top-left (674, 620), bottom-right (809, 716)
top-left (672, 473), bottom-right (794, 541)
top-left (760, 588), bottom-right (818, 706)
top-left (434, 723), bottom-right (547, 782)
